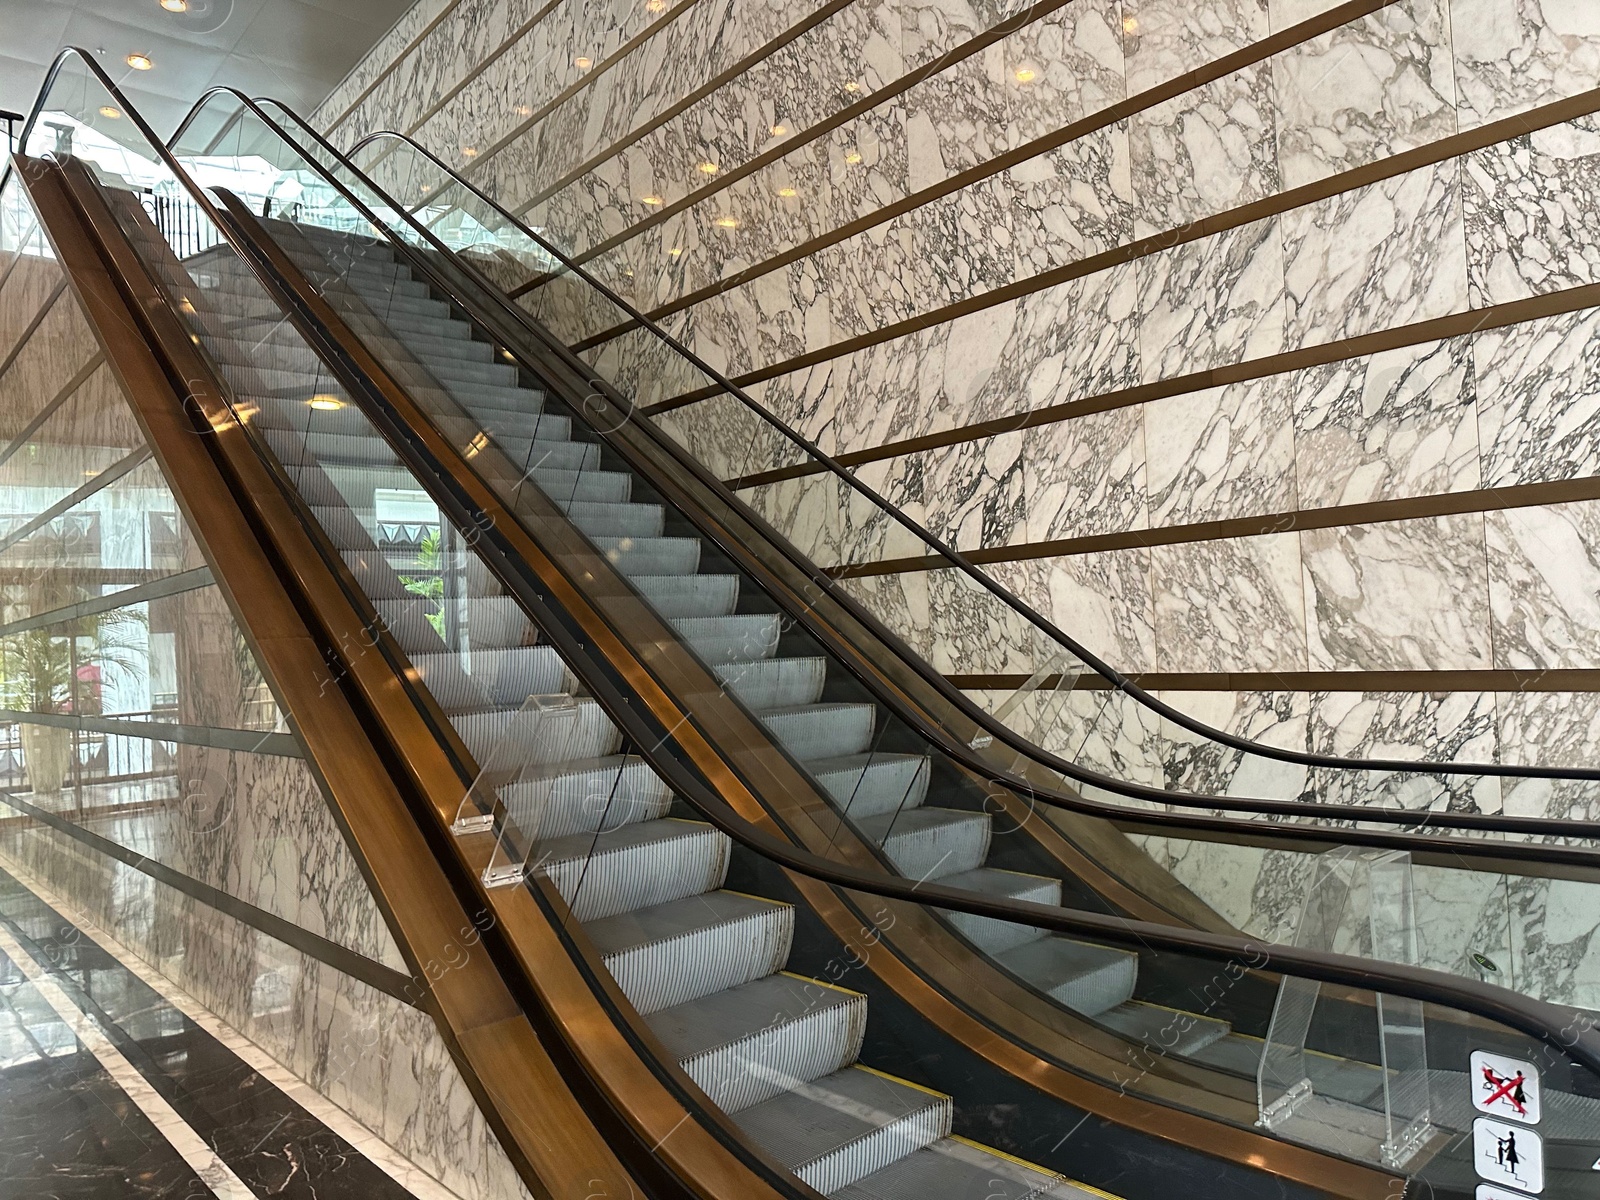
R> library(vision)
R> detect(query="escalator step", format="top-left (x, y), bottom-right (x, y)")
top-left (1093, 1000), bottom-right (1231, 1056)
top-left (995, 937), bottom-right (1138, 1018)
top-left (410, 645), bottom-right (568, 709)
top-left (647, 972), bottom-right (867, 1113)
top-left (837, 1136), bottom-right (1104, 1200)
top-left (499, 755), bottom-right (672, 840)
top-left (586, 889), bottom-right (792, 1014)
top-left (450, 697), bottom-right (620, 764)
top-left (631, 573), bottom-right (739, 618)
top-left (733, 1066), bottom-right (951, 1195)
top-left (541, 817), bottom-right (729, 922)
top-left (715, 657), bottom-right (828, 709)
top-left (937, 866), bottom-right (1061, 954)
top-left (672, 614), bottom-right (782, 664)
top-left (760, 702), bottom-right (876, 759)
top-left (807, 754), bottom-right (932, 818)
top-left (855, 808), bottom-right (992, 881)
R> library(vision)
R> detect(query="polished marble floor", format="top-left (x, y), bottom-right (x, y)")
top-left (0, 867), bottom-right (429, 1199)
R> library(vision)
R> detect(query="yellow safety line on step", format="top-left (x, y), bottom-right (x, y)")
top-left (947, 1135), bottom-right (1125, 1199)
top-left (776, 969), bottom-right (864, 997)
top-left (851, 1062), bottom-right (950, 1099)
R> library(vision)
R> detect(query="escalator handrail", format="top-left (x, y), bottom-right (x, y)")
top-left (19, 58), bottom-right (1600, 1098)
top-left (254, 124), bottom-right (1600, 789)
top-left (178, 95), bottom-right (1600, 857)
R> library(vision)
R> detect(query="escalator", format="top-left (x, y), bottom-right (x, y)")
top-left (4, 48), bottom-right (1600, 1200)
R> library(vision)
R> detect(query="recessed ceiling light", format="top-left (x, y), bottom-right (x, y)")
top-left (461, 146), bottom-right (478, 157)
top-left (696, 161), bottom-right (718, 175)
top-left (125, 52), bottom-right (154, 70)
top-left (640, 194), bottom-right (663, 206)
top-left (514, 104), bottom-right (532, 116)
top-left (843, 81), bottom-right (860, 93)
top-left (98, 105), bottom-right (121, 119)
top-left (1123, 15), bottom-right (1138, 32)
top-left (1014, 67), bottom-right (1036, 83)
top-left (844, 149), bottom-right (863, 164)
top-left (714, 216), bottom-right (738, 229)
top-left (646, 0), bottom-right (666, 10)
top-left (770, 124), bottom-right (788, 136)
top-left (307, 395), bottom-right (343, 411)
top-left (668, 247), bottom-right (682, 256)
top-left (776, 186), bottom-right (797, 198)
top-left (573, 55), bottom-right (592, 69)
top-left (160, 0), bottom-right (188, 11)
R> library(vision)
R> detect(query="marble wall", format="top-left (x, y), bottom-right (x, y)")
top-left (314, 0), bottom-right (1600, 948)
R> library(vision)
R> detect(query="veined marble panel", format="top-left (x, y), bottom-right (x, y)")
top-left (1270, 0), bottom-right (1458, 190)
top-left (317, 0), bottom-right (462, 128)
top-left (1495, 690), bottom-right (1600, 822)
top-left (0, 823), bottom-right (533, 1200)
top-left (1281, 158), bottom-right (1467, 348)
top-left (1145, 375), bottom-right (1296, 526)
top-left (1130, 834), bottom-right (1307, 943)
top-left (989, 549), bottom-right (1157, 672)
top-left (1152, 531), bottom-right (1307, 672)
top-left (1302, 689), bottom-right (1501, 813)
top-left (838, 566), bottom-right (1046, 674)
top-left (1129, 64), bottom-right (1279, 237)
top-left (1292, 336), bottom-right (1480, 507)
top-left (1000, 0), bottom-right (1127, 145)
top-left (1486, 500), bottom-right (1600, 670)
top-left (1302, 512), bottom-right (1492, 671)
top-left (1121, 0), bottom-right (1268, 94)
top-left (341, 0), bottom-right (559, 150)
top-left (854, 430), bottom-right (1026, 551)
top-left (1010, 123), bottom-right (1137, 276)
top-left (1463, 114), bottom-right (1600, 307)
top-left (1135, 217), bottom-right (1286, 383)
top-left (1451, 0), bottom-right (1600, 129)
top-left (1474, 306), bottom-right (1600, 487)
top-left (1153, 688), bottom-right (1311, 803)
top-left (1022, 406), bottom-right (1148, 540)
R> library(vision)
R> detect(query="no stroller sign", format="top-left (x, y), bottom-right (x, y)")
top-left (1471, 1050), bottom-right (1542, 1125)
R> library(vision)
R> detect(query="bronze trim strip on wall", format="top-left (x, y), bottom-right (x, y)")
top-left (0, 786), bottom-right (419, 1003)
top-left (512, 0), bottom-right (861, 212)
top-left (729, 277), bottom-right (1600, 488)
top-left (603, 77), bottom-right (1600, 349)
top-left (0, 444), bottom-right (151, 554)
top-left (0, 565), bottom-right (214, 637)
top-left (508, 0), bottom-right (1090, 268)
top-left (320, 0), bottom-right (471, 134)
top-left (0, 709), bottom-right (302, 757)
top-left (949, 668), bottom-right (1600, 693)
top-left (453, 0), bottom-right (712, 178)
top-left (0, 279), bottom-right (68, 382)
top-left (0, 352), bottom-right (104, 469)
top-left (827, 466), bottom-right (1600, 577)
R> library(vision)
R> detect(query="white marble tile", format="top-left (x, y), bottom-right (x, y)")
top-left (1463, 114), bottom-right (1600, 307)
top-left (1152, 531), bottom-right (1307, 672)
top-left (1000, 0), bottom-right (1128, 145)
top-left (856, 431), bottom-right (1027, 551)
top-left (1281, 159), bottom-right (1468, 347)
top-left (1010, 123), bottom-right (1137, 276)
top-left (1451, 0), bottom-right (1600, 129)
top-left (1271, 0), bottom-right (1458, 189)
top-left (1121, 0), bottom-right (1270, 94)
top-left (1130, 63), bottom-right (1280, 237)
top-left (1023, 407), bottom-right (1148, 540)
top-left (1486, 500), bottom-right (1600, 670)
top-left (1292, 337), bottom-right (1481, 507)
top-left (991, 548), bottom-right (1157, 672)
top-left (1145, 375), bottom-right (1297, 526)
top-left (1473, 306), bottom-right (1600, 487)
top-left (1495, 690), bottom-right (1600, 822)
top-left (1136, 217), bottom-right (1286, 382)
top-left (1302, 513), bottom-right (1493, 671)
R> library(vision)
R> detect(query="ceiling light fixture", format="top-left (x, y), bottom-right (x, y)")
top-left (461, 146), bottom-right (478, 157)
top-left (776, 186), bottom-right (797, 198)
top-left (307, 395), bottom-right (343, 411)
top-left (160, 0), bottom-right (189, 11)
top-left (844, 149), bottom-right (863, 164)
top-left (640, 194), bottom-right (663, 206)
top-left (843, 81), bottom-right (860, 93)
top-left (646, 0), bottom-right (666, 10)
top-left (1014, 66), bottom-right (1036, 83)
top-left (573, 55), bottom-right (592, 69)
top-left (770, 124), bottom-right (788, 136)
top-left (514, 104), bottom-right (532, 116)
top-left (1123, 15), bottom-right (1138, 32)
top-left (714, 216), bottom-right (739, 229)
top-left (696, 161), bottom-right (718, 175)
top-left (98, 105), bottom-right (121, 119)
top-left (126, 52), bottom-right (154, 70)
top-left (668, 247), bottom-right (682, 256)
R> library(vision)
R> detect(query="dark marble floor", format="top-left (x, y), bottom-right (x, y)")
top-left (0, 868), bottom-right (425, 1198)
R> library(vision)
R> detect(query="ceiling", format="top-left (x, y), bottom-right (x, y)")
top-left (0, 0), bottom-right (416, 140)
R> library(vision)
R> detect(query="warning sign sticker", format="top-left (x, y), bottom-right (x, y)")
top-left (1473, 1117), bottom-right (1544, 1194)
top-left (1478, 1186), bottom-right (1539, 1200)
top-left (1471, 1050), bottom-right (1542, 1124)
